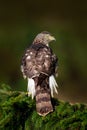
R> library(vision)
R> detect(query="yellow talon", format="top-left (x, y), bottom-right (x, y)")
top-left (26, 91), bottom-right (32, 96)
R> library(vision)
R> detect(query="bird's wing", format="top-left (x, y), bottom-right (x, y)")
top-left (21, 43), bottom-right (58, 79)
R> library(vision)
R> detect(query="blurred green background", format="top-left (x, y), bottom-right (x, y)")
top-left (0, 0), bottom-right (87, 103)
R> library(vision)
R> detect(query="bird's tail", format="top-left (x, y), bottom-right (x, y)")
top-left (35, 77), bottom-right (53, 116)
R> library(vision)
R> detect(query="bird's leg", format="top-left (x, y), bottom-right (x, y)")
top-left (26, 91), bottom-right (32, 96)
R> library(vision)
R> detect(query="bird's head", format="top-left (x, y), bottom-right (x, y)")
top-left (33, 31), bottom-right (56, 46)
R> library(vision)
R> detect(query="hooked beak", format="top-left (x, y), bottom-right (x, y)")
top-left (49, 35), bottom-right (56, 41)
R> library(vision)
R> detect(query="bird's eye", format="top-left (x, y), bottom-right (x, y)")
top-left (45, 34), bottom-right (49, 39)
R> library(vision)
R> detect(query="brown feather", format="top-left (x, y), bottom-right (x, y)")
top-left (21, 32), bottom-right (58, 116)
top-left (35, 76), bottom-right (53, 116)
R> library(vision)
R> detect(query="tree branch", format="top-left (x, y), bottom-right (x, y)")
top-left (0, 84), bottom-right (87, 130)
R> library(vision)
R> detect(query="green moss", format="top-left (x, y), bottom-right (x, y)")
top-left (0, 84), bottom-right (87, 130)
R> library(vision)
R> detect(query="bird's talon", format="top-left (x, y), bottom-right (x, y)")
top-left (26, 92), bottom-right (31, 96)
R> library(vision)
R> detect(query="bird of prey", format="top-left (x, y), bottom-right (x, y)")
top-left (21, 31), bottom-right (58, 116)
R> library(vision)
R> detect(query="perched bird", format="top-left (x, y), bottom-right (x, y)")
top-left (21, 31), bottom-right (58, 116)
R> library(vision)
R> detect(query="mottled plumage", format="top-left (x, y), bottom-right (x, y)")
top-left (21, 31), bottom-right (58, 116)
